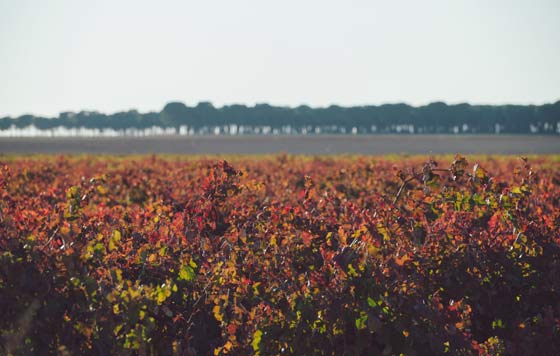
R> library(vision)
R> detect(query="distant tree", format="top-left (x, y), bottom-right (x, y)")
top-left (1, 100), bottom-right (559, 134)
top-left (161, 102), bottom-right (191, 128)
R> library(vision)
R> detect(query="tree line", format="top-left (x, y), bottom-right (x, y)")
top-left (1, 101), bottom-right (559, 134)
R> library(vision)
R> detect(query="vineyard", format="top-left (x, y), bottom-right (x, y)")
top-left (1, 154), bottom-right (559, 355)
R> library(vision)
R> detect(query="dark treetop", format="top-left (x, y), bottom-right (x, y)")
top-left (2, 101), bottom-right (559, 135)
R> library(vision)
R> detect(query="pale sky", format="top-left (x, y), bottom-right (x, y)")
top-left (1, 0), bottom-right (559, 117)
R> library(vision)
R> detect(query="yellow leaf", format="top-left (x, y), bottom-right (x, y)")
top-left (113, 324), bottom-right (123, 336)
top-left (252, 329), bottom-right (262, 352)
top-left (109, 230), bottom-right (121, 252)
top-left (96, 185), bottom-right (108, 195)
top-left (113, 268), bottom-right (122, 282)
top-left (224, 340), bottom-right (233, 351)
top-left (368, 244), bottom-right (380, 256)
top-left (213, 305), bottom-right (223, 322)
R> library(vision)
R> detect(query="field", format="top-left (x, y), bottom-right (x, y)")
top-left (0, 134), bottom-right (559, 154)
top-left (1, 154), bottom-right (559, 355)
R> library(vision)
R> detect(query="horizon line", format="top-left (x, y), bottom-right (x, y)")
top-left (3, 99), bottom-right (560, 119)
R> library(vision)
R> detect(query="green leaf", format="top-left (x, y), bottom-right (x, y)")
top-left (178, 265), bottom-right (196, 282)
top-left (355, 312), bottom-right (368, 330)
top-left (492, 318), bottom-right (505, 329)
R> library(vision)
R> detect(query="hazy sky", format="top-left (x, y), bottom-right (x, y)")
top-left (1, 0), bottom-right (559, 117)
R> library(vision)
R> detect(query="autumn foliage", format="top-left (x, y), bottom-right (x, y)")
top-left (1, 155), bottom-right (559, 355)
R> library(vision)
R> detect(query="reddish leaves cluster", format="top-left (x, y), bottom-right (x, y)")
top-left (0, 155), bottom-right (559, 355)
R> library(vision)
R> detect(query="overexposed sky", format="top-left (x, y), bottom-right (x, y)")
top-left (1, 0), bottom-right (559, 117)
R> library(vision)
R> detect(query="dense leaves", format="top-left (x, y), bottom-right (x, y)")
top-left (0, 155), bottom-right (559, 355)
